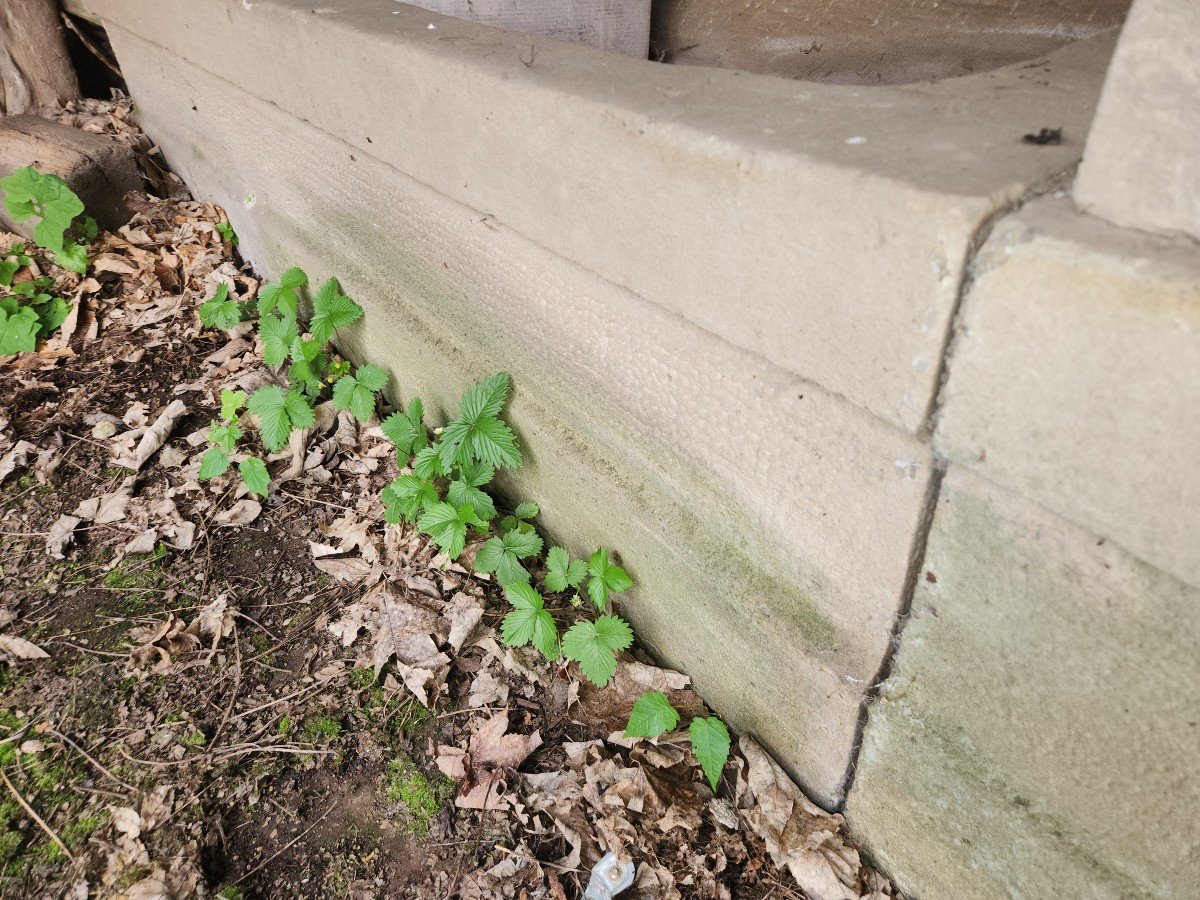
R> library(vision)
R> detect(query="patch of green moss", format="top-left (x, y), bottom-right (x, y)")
top-left (303, 716), bottom-right (342, 741)
top-left (217, 887), bottom-right (246, 900)
top-left (277, 716), bottom-right (294, 737)
top-left (101, 545), bottom-right (169, 611)
top-left (382, 756), bottom-right (453, 837)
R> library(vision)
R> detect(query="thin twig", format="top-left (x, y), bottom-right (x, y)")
top-left (233, 806), bottom-right (333, 885)
top-left (48, 728), bottom-right (137, 792)
top-left (0, 769), bottom-right (77, 863)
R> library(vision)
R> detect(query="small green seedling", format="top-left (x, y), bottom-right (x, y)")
top-left (623, 691), bottom-right (679, 739)
top-left (500, 583), bottom-right (559, 660)
top-left (499, 501), bottom-right (538, 535)
top-left (417, 501), bottom-right (489, 560)
top-left (309, 277), bottom-right (362, 345)
top-left (215, 221), bottom-right (238, 245)
top-left (689, 716), bottom-right (731, 791)
top-left (0, 165), bottom-right (94, 273)
top-left (246, 384), bottom-right (316, 453)
top-left (381, 398), bottom-right (428, 459)
top-left (544, 546), bottom-right (586, 595)
top-left (561, 615), bottom-right (633, 688)
top-left (198, 389), bottom-right (271, 498)
top-left (586, 548), bottom-right (633, 611)
top-left (198, 283), bottom-right (246, 331)
top-left (332, 363), bottom-right (388, 422)
top-left (474, 525), bottom-right (543, 586)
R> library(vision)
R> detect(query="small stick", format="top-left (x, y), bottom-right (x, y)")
top-left (233, 806), bottom-right (332, 885)
top-left (0, 769), bottom-right (77, 863)
top-left (48, 728), bottom-right (137, 792)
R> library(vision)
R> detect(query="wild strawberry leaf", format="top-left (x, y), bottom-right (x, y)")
top-left (247, 385), bottom-right (315, 452)
top-left (381, 473), bottom-right (439, 524)
top-left (438, 373), bottom-right (521, 471)
top-left (332, 363), bottom-right (387, 422)
top-left (198, 283), bottom-right (243, 331)
top-left (380, 397), bottom-right (427, 458)
top-left (624, 691), bottom-right (680, 739)
top-left (220, 389), bottom-right (246, 423)
top-left (586, 548), bottom-right (633, 611)
top-left (500, 583), bottom-right (559, 660)
top-left (446, 479), bottom-right (496, 524)
top-left (0, 300), bottom-right (40, 355)
top-left (416, 502), bottom-right (487, 560)
top-left (256, 266), bottom-right (307, 318)
top-left (562, 615), bottom-right (633, 687)
top-left (197, 447), bottom-right (230, 481)
top-left (259, 312), bottom-right (298, 367)
top-left (474, 527), bottom-right (542, 586)
top-left (545, 546), bottom-right (587, 593)
top-left (309, 278), bottom-right (362, 345)
top-left (239, 457), bottom-right (270, 498)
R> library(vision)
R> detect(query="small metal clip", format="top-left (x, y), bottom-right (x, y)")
top-left (583, 851), bottom-right (635, 900)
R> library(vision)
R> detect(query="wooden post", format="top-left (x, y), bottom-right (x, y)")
top-left (0, 0), bottom-right (79, 115)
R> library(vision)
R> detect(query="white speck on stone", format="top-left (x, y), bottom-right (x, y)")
top-left (428, 22), bottom-right (436, 29)
top-left (845, 136), bottom-right (868, 145)
top-left (241, 0), bottom-right (253, 9)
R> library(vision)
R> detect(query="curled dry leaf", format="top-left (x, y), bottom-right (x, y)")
top-left (113, 399), bottom-right (187, 471)
top-left (438, 711), bottom-right (543, 810)
top-left (213, 498), bottom-right (261, 526)
top-left (0, 634), bottom-right (50, 660)
top-left (46, 514), bottom-right (82, 559)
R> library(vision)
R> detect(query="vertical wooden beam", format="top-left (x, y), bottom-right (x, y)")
top-left (0, 0), bottom-right (79, 115)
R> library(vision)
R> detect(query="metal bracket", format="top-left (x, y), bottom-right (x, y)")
top-left (583, 851), bottom-right (635, 900)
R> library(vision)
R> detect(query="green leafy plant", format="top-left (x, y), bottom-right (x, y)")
top-left (0, 166), bottom-right (94, 274)
top-left (624, 691), bottom-right (679, 739)
top-left (561, 615), bottom-right (633, 688)
top-left (198, 389), bottom-right (270, 498)
top-left (474, 525), bottom-right (543, 586)
top-left (499, 501), bottom-right (538, 535)
top-left (417, 501), bottom-right (489, 560)
top-left (0, 297), bottom-right (40, 355)
top-left (309, 277), bottom-right (362, 345)
top-left (246, 384), bottom-right (315, 453)
top-left (215, 221), bottom-right (238, 245)
top-left (689, 717), bottom-right (731, 791)
top-left (438, 372), bottom-right (521, 471)
top-left (380, 398), bottom-right (428, 459)
top-left (332, 363), bottom-right (388, 422)
top-left (586, 548), bottom-right (633, 611)
top-left (545, 546), bottom-right (587, 595)
top-left (499, 583), bottom-right (559, 660)
top-left (198, 283), bottom-right (245, 331)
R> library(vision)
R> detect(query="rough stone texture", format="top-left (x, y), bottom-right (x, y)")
top-left (403, 0), bottom-right (651, 57)
top-left (936, 197), bottom-right (1200, 587)
top-left (99, 28), bottom-right (939, 806)
top-left (88, 0), bottom-right (1116, 434)
top-left (651, 0), bottom-right (1129, 84)
top-left (846, 467), bottom-right (1200, 900)
top-left (0, 114), bottom-right (139, 235)
top-left (1074, 0), bottom-right (1200, 242)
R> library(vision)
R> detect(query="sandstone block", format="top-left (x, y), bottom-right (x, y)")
top-left (936, 197), bottom-right (1200, 587)
top-left (845, 467), bottom-right (1200, 899)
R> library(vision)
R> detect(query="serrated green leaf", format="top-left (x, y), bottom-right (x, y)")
top-left (417, 502), bottom-right (486, 560)
top-left (198, 283), bottom-right (242, 331)
top-left (446, 479), bottom-right (495, 524)
top-left (562, 615), bottom-right (633, 687)
top-left (689, 717), bottom-right (731, 791)
top-left (206, 420), bottom-right (243, 455)
top-left (247, 385), bottom-right (313, 452)
top-left (257, 266), bottom-right (307, 317)
top-left (0, 259), bottom-right (18, 286)
top-left (309, 278), bottom-right (362, 345)
top-left (586, 548), bottom-right (633, 611)
top-left (239, 457), bottom-right (269, 498)
top-left (0, 301), bottom-right (40, 354)
top-left (287, 336), bottom-right (327, 397)
top-left (500, 500), bottom-right (539, 533)
top-left (474, 526), bottom-right (543, 586)
top-left (412, 445), bottom-right (445, 480)
top-left (220, 389), bottom-right (246, 422)
top-left (455, 459), bottom-right (494, 488)
top-left (215, 221), bottom-right (238, 245)
top-left (624, 691), bottom-right (680, 739)
top-left (198, 447), bottom-right (230, 481)
top-left (381, 473), bottom-right (439, 525)
top-left (32, 296), bottom-right (71, 335)
top-left (500, 583), bottom-right (559, 660)
top-left (259, 312), bottom-right (297, 367)
top-left (332, 364), bottom-right (384, 422)
top-left (438, 373), bottom-right (521, 472)
top-left (545, 546), bottom-right (587, 593)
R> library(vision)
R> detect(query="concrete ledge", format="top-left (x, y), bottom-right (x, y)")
top-left (88, 0), bottom-right (1115, 433)
top-left (1075, 0), bottom-right (1200, 242)
top-left (106, 30), bottom-right (939, 805)
top-left (936, 196), bottom-right (1200, 587)
top-left (846, 467), bottom-right (1200, 899)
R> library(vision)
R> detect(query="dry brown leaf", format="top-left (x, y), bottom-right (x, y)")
top-left (213, 498), bottom-right (261, 526)
top-left (0, 439), bottom-right (37, 483)
top-left (45, 514), bottom-right (81, 559)
top-left (439, 711), bottom-right (543, 810)
top-left (113, 399), bottom-right (187, 470)
top-left (0, 634), bottom-right (50, 660)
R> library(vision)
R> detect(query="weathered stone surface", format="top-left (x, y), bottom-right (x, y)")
top-left (846, 467), bottom-right (1200, 900)
top-left (0, 115), bottom-right (139, 234)
top-left (936, 197), bottom-right (1200, 587)
top-left (89, 0), bottom-right (1115, 433)
top-left (1075, 0), bottom-right (1200, 242)
top-left (103, 29), bottom-right (938, 805)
